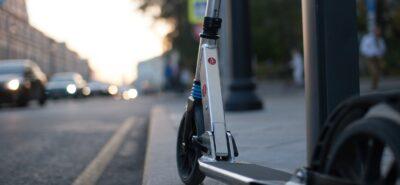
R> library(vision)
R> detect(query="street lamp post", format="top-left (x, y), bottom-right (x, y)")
top-left (302, 0), bottom-right (359, 162)
top-left (225, 0), bottom-right (262, 111)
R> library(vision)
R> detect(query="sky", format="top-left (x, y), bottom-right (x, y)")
top-left (26, 0), bottom-right (170, 85)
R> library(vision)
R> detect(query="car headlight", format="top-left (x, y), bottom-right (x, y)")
top-left (83, 87), bottom-right (91, 96)
top-left (122, 89), bottom-right (138, 100)
top-left (6, 79), bottom-right (20, 91)
top-left (66, 84), bottom-right (77, 94)
top-left (108, 85), bottom-right (118, 95)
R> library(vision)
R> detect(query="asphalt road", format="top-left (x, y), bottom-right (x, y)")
top-left (0, 96), bottom-right (156, 185)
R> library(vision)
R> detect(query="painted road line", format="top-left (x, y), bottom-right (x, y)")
top-left (72, 117), bottom-right (135, 185)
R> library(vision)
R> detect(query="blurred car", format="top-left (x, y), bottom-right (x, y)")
top-left (0, 60), bottom-right (47, 107)
top-left (46, 72), bottom-right (87, 99)
top-left (119, 86), bottom-right (138, 101)
top-left (87, 81), bottom-right (115, 96)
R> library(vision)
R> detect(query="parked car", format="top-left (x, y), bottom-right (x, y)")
top-left (46, 72), bottom-right (87, 99)
top-left (0, 60), bottom-right (47, 107)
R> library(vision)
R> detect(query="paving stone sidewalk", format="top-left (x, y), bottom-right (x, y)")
top-left (142, 78), bottom-right (400, 185)
top-left (142, 84), bottom-right (306, 185)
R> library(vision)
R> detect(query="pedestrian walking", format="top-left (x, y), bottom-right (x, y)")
top-left (290, 49), bottom-right (304, 87)
top-left (164, 60), bottom-right (173, 91)
top-left (360, 27), bottom-right (386, 90)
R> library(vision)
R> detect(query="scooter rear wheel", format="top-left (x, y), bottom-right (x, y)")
top-left (325, 118), bottom-right (400, 185)
top-left (176, 111), bottom-right (205, 185)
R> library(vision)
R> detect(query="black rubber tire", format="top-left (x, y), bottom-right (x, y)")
top-left (325, 117), bottom-right (400, 184)
top-left (16, 88), bottom-right (30, 107)
top-left (16, 99), bottom-right (28, 107)
top-left (16, 94), bottom-right (29, 107)
top-left (176, 111), bottom-right (205, 185)
top-left (38, 88), bottom-right (47, 107)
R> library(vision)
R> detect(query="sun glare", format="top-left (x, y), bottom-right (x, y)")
top-left (26, 0), bottom-right (170, 85)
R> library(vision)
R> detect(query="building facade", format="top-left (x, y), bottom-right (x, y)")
top-left (0, 0), bottom-right (91, 80)
top-left (135, 55), bottom-right (165, 93)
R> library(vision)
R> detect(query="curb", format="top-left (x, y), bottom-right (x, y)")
top-left (141, 106), bottom-right (181, 185)
top-left (141, 105), bottom-right (224, 185)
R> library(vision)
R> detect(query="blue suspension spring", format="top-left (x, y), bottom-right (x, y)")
top-left (191, 82), bottom-right (202, 101)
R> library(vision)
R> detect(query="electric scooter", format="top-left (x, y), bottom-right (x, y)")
top-left (176, 0), bottom-right (400, 184)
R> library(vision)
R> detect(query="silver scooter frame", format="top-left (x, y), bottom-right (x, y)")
top-left (194, 0), bottom-right (235, 161)
top-left (192, 1), bottom-right (293, 184)
top-left (189, 1), bottom-right (297, 184)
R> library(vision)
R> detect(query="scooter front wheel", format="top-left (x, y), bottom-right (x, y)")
top-left (176, 111), bottom-right (205, 185)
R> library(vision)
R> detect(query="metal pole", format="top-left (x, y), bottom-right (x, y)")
top-left (225, 0), bottom-right (262, 111)
top-left (302, 0), bottom-right (360, 163)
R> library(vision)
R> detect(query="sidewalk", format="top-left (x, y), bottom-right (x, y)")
top-left (142, 82), bottom-right (306, 185)
top-left (142, 78), bottom-right (400, 185)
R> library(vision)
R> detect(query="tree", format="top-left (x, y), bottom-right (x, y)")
top-left (136, 0), bottom-right (304, 78)
top-left (135, 0), bottom-right (198, 70)
top-left (250, 0), bottom-right (302, 63)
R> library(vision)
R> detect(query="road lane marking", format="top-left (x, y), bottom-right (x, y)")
top-left (72, 117), bottom-right (135, 185)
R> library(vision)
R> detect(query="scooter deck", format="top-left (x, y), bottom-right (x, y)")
top-left (199, 160), bottom-right (292, 185)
